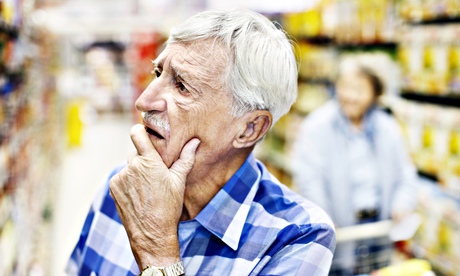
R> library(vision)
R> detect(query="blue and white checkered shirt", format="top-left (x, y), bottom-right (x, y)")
top-left (66, 153), bottom-right (335, 275)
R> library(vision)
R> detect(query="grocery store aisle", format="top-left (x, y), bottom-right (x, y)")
top-left (51, 112), bottom-right (135, 276)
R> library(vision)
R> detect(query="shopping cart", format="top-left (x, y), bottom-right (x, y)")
top-left (333, 214), bottom-right (422, 275)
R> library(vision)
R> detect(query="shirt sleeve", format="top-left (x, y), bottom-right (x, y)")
top-left (65, 165), bottom-right (123, 275)
top-left (251, 222), bottom-right (336, 276)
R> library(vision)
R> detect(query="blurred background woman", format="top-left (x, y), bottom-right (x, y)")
top-left (292, 53), bottom-right (419, 275)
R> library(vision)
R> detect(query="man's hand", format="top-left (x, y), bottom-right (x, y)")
top-left (109, 124), bottom-right (200, 269)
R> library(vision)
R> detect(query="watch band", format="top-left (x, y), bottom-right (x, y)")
top-left (164, 261), bottom-right (185, 275)
top-left (140, 261), bottom-right (185, 276)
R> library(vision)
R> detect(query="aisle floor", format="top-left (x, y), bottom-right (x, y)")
top-left (51, 113), bottom-right (135, 276)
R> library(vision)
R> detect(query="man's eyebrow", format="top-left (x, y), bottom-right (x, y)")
top-left (171, 64), bottom-right (184, 80)
top-left (171, 62), bottom-right (202, 94)
top-left (151, 58), bottom-right (162, 68)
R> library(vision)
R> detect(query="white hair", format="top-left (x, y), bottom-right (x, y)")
top-left (167, 9), bottom-right (298, 123)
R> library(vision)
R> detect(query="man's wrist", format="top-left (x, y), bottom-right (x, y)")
top-left (134, 233), bottom-right (181, 268)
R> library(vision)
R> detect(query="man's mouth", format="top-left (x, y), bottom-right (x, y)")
top-left (145, 126), bottom-right (165, 139)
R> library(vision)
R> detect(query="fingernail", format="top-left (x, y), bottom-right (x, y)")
top-left (192, 139), bottom-right (201, 152)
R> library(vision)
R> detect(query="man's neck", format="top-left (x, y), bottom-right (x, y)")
top-left (180, 149), bottom-right (251, 221)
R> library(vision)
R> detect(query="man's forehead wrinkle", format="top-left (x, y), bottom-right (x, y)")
top-left (173, 48), bottom-right (222, 88)
top-left (153, 41), bottom-right (228, 93)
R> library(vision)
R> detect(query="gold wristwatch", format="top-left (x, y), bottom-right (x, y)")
top-left (140, 261), bottom-right (185, 276)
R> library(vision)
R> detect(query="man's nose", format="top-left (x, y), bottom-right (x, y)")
top-left (135, 80), bottom-right (167, 112)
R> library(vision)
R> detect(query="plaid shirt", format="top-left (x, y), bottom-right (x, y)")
top-left (66, 154), bottom-right (335, 276)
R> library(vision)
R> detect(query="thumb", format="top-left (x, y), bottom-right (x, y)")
top-left (170, 138), bottom-right (201, 181)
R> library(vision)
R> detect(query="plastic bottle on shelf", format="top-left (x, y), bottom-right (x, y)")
top-left (399, 0), bottom-right (424, 22)
top-left (446, 0), bottom-right (460, 18)
top-left (359, 0), bottom-right (378, 44)
top-left (398, 27), bottom-right (411, 90)
top-left (418, 105), bottom-right (438, 175)
top-left (433, 107), bottom-right (455, 183)
top-left (442, 111), bottom-right (460, 193)
top-left (432, 26), bottom-right (450, 95)
top-left (66, 100), bottom-right (84, 148)
top-left (406, 27), bottom-right (425, 92)
top-left (423, 26), bottom-right (438, 94)
top-left (448, 25), bottom-right (460, 95)
top-left (394, 100), bottom-right (422, 159)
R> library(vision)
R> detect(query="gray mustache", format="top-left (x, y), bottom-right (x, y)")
top-left (142, 112), bottom-right (170, 132)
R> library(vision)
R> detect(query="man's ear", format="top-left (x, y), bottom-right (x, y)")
top-left (233, 110), bottom-right (272, 149)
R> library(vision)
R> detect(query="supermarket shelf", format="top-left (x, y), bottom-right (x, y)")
top-left (413, 245), bottom-right (460, 275)
top-left (298, 77), bottom-right (333, 86)
top-left (297, 36), bottom-right (397, 52)
top-left (297, 35), bottom-right (334, 45)
top-left (257, 148), bottom-right (292, 174)
top-left (420, 176), bottom-right (460, 202)
top-left (0, 21), bottom-right (19, 39)
top-left (336, 42), bottom-right (397, 52)
top-left (406, 16), bottom-right (460, 25)
top-left (400, 92), bottom-right (460, 108)
top-left (417, 170), bottom-right (438, 182)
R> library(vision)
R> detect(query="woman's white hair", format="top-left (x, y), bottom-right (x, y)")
top-left (167, 9), bottom-right (298, 124)
top-left (337, 52), bottom-right (401, 96)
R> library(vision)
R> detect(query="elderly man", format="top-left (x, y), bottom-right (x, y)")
top-left (67, 9), bottom-right (335, 276)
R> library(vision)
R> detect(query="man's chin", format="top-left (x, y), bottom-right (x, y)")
top-left (148, 138), bottom-right (169, 162)
top-left (154, 145), bottom-right (181, 168)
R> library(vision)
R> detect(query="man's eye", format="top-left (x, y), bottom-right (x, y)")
top-left (151, 68), bottom-right (161, 78)
top-left (176, 82), bottom-right (188, 93)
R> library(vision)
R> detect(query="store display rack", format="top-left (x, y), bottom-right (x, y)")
top-left (407, 16), bottom-right (460, 26)
top-left (297, 35), bottom-right (397, 50)
top-left (400, 92), bottom-right (460, 108)
top-left (259, 0), bottom-right (399, 185)
top-left (257, 0), bottom-right (460, 274)
top-left (0, 21), bottom-right (18, 39)
top-left (0, 1), bottom-right (62, 274)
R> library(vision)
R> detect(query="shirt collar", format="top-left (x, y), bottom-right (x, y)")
top-left (194, 153), bottom-right (261, 251)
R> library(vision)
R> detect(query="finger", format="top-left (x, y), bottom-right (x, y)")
top-left (170, 138), bottom-right (200, 180)
top-left (130, 124), bottom-right (161, 159)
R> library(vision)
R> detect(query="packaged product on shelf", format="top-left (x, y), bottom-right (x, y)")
top-left (442, 204), bottom-right (460, 261)
top-left (293, 83), bottom-right (330, 115)
top-left (334, 0), bottom-right (360, 44)
top-left (398, 100), bottom-right (424, 157)
top-left (376, 259), bottom-right (432, 276)
top-left (414, 179), bottom-right (460, 274)
top-left (447, 207), bottom-right (460, 261)
top-left (442, 112), bottom-right (460, 192)
top-left (399, 27), bottom-right (425, 92)
top-left (297, 43), bottom-right (337, 81)
top-left (422, 26), bottom-right (437, 94)
top-left (0, 218), bottom-right (17, 274)
top-left (448, 25), bottom-right (460, 95)
top-left (359, 0), bottom-right (391, 43)
top-left (433, 106), bottom-right (454, 171)
top-left (430, 26), bottom-right (450, 95)
top-left (416, 189), bottom-right (445, 255)
top-left (417, 105), bottom-right (439, 174)
top-left (0, 144), bottom-right (6, 191)
top-left (398, 0), bottom-right (422, 21)
top-left (397, 28), bottom-right (411, 89)
top-left (283, 8), bottom-right (322, 38)
top-left (399, 0), bottom-right (460, 21)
